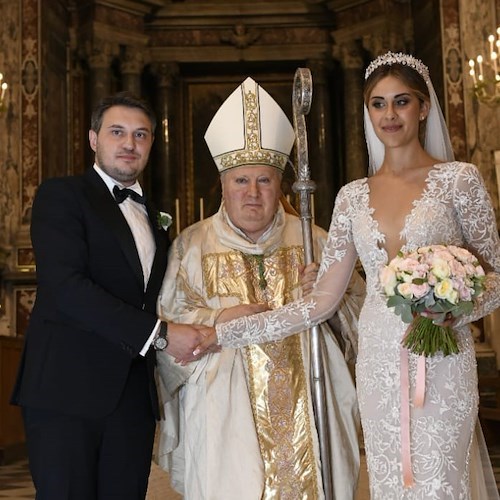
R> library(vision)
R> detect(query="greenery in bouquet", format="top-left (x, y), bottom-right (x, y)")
top-left (379, 244), bottom-right (486, 356)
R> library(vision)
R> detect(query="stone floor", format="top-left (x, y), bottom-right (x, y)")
top-left (1, 446), bottom-right (499, 499)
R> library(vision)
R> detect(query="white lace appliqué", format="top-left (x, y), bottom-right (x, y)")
top-left (215, 162), bottom-right (500, 498)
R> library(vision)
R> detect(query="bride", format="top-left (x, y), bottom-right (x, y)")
top-left (195, 52), bottom-right (500, 499)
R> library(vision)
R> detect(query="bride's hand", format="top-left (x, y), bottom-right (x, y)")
top-left (174, 325), bottom-right (219, 365)
top-left (299, 263), bottom-right (319, 296)
top-left (420, 311), bottom-right (456, 327)
top-left (193, 303), bottom-right (270, 356)
top-left (193, 329), bottom-right (218, 357)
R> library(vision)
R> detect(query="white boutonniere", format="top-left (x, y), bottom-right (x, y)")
top-left (157, 211), bottom-right (173, 231)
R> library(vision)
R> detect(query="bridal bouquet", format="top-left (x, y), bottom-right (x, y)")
top-left (379, 245), bottom-right (486, 356)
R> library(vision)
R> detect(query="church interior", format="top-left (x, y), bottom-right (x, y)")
top-left (0, 0), bottom-right (499, 497)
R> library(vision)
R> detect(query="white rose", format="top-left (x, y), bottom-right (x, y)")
top-left (434, 278), bottom-right (458, 304)
top-left (431, 258), bottom-right (451, 279)
top-left (379, 266), bottom-right (397, 296)
top-left (397, 282), bottom-right (413, 299)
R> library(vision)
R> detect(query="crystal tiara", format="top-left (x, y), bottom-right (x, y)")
top-left (364, 51), bottom-right (430, 83)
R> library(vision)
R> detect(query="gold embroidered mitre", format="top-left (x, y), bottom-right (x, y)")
top-left (204, 77), bottom-right (295, 172)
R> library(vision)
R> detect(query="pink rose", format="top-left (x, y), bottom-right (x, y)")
top-left (410, 282), bottom-right (431, 299)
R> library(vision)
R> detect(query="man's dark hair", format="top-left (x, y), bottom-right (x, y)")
top-left (90, 91), bottom-right (157, 134)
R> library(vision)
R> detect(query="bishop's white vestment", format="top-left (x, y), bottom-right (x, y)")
top-left (156, 203), bottom-right (365, 499)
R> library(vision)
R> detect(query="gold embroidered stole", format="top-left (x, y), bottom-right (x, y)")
top-left (202, 247), bottom-right (319, 499)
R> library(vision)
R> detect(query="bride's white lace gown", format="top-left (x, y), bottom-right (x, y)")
top-left (216, 162), bottom-right (500, 499)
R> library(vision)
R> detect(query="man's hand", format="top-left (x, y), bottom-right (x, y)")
top-left (165, 323), bottom-right (208, 360)
top-left (189, 304), bottom-right (269, 357)
top-left (165, 323), bottom-right (218, 365)
top-left (299, 262), bottom-right (319, 296)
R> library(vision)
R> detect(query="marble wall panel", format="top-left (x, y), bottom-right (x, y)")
top-left (20, 0), bottom-right (39, 226)
top-left (458, 0), bottom-right (500, 219)
top-left (441, 0), bottom-right (467, 160)
top-left (0, 0), bottom-right (21, 248)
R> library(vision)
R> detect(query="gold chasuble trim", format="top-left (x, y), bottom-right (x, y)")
top-left (202, 248), bottom-right (319, 499)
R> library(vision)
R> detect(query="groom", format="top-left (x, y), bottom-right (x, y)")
top-left (11, 92), bottom-right (209, 499)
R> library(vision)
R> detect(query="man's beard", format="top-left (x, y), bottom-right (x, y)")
top-left (96, 150), bottom-right (141, 184)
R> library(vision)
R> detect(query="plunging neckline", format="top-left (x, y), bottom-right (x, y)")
top-left (365, 164), bottom-right (442, 263)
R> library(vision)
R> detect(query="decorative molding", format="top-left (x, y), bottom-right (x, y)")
top-left (92, 20), bottom-right (150, 47)
top-left (16, 248), bottom-right (35, 270)
top-left (333, 40), bottom-right (364, 69)
top-left (86, 39), bottom-right (118, 69)
top-left (150, 2), bottom-right (333, 24)
top-left (95, 0), bottom-right (164, 16)
top-left (121, 46), bottom-right (147, 75)
top-left (151, 26), bottom-right (329, 48)
top-left (150, 62), bottom-right (179, 88)
top-left (361, 30), bottom-right (409, 58)
top-left (220, 24), bottom-right (261, 50)
top-left (1, 271), bottom-right (37, 337)
top-left (149, 25), bottom-right (332, 63)
top-left (20, 0), bottom-right (39, 227)
top-left (441, 0), bottom-right (467, 159)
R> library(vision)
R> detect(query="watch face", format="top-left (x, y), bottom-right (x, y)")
top-left (154, 336), bottom-right (168, 351)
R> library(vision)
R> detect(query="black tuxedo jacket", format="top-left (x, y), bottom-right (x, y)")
top-left (11, 167), bottom-right (169, 419)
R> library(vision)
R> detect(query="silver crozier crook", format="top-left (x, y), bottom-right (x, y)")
top-left (291, 68), bottom-right (333, 499)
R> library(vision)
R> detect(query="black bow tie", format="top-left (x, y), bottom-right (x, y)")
top-left (113, 185), bottom-right (146, 205)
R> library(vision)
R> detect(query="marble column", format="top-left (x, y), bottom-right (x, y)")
top-left (87, 40), bottom-right (115, 109)
top-left (150, 62), bottom-right (179, 219)
top-left (337, 41), bottom-right (367, 183)
top-left (121, 47), bottom-right (145, 96)
top-left (305, 59), bottom-right (336, 230)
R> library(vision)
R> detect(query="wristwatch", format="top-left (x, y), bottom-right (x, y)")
top-left (153, 322), bottom-right (169, 351)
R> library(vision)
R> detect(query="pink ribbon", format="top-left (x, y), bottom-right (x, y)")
top-left (400, 329), bottom-right (427, 488)
top-left (414, 355), bottom-right (426, 408)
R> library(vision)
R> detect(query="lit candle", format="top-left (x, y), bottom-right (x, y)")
top-left (489, 34), bottom-right (495, 56)
top-left (497, 40), bottom-right (500, 77)
top-left (492, 51), bottom-right (498, 79)
top-left (175, 198), bottom-right (180, 235)
top-left (0, 73), bottom-right (5, 103)
top-left (0, 82), bottom-right (7, 102)
top-left (199, 197), bottom-right (204, 221)
top-left (477, 55), bottom-right (484, 81)
top-left (468, 59), bottom-right (477, 85)
top-left (489, 33), bottom-right (498, 81)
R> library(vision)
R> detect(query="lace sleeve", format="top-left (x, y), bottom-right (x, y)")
top-left (454, 163), bottom-right (500, 326)
top-left (215, 186), bottom-right (359, 348)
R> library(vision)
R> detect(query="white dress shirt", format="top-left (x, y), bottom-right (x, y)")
top-left (93, 164), bottom-right (160, 355)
